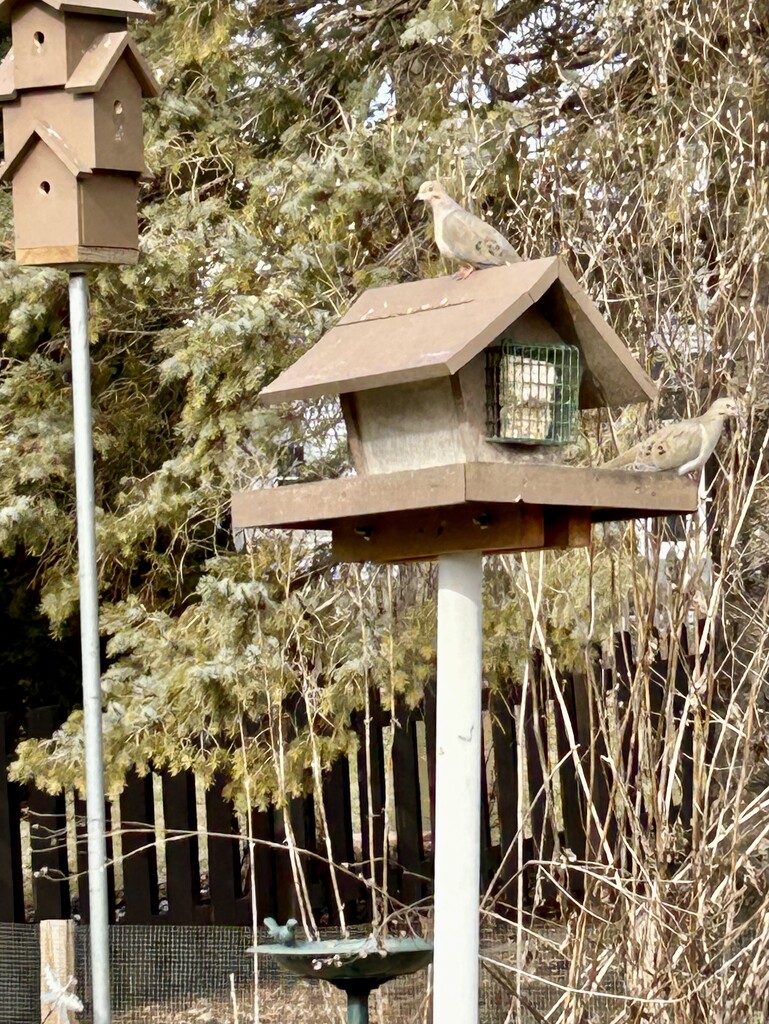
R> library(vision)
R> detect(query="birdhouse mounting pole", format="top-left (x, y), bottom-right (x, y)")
top-left (433, 551), bottom-right (483, 1024)
top-left (69, 271), bottom-right (112, 1024)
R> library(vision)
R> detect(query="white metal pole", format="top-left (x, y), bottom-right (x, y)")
top-left (69, 272), bottom-right (112, 1024)
top-left (432, 551), bottom-right (483, 1024)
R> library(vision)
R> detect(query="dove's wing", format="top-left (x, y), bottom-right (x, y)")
top-left (606, 419), bottom-right (706, 471)
top-left (440, 206), bottom-right (520, 267)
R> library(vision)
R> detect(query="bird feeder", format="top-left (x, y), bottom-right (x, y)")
top-left (232, 256), bottom-right (700, 1024)
top-left (232, 257), bottom-right (698, 562)
top-left (0, 0), bottom-right (158, 267)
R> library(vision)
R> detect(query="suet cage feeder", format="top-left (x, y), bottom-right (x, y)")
top-left (485, 338), bottom-right (581, 445)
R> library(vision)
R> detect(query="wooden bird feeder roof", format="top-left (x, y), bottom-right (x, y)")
top-left (65, 30), bottom-right (160, 95)
top-left (0, 120), bottom-right (90, 181)
top-left (0, 0), bottom-right (155, 21)
top-left (0, 31), bottom-right (160, 100)
top-left (260, 257), bottom-right (656, 410)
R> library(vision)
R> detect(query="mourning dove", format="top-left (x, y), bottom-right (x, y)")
top-left (604, 396), bottom-right (740, 476)
top-left (263, 917), bottom-right (299, 945)
top-left (416, 180), bottom-right (521, 279)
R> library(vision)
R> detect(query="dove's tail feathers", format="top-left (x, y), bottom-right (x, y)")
top-left (264, 917), bottom-right (278, 932)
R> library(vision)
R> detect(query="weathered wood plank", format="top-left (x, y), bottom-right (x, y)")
top-left (490, 683), bottom-right (519, 901)
top-left (249, 807), bottom-right (278, 921)
top-left (423, 681), bottom-right (437, 880)
top-left (392, 699), bottom-right (424, 905)
top-left (205, 773), bottom-right (247, 925)
top-left (27, 708), bottom-right (70, 921)
top-left (233, 464), bottom-right (467, 530)
top-left (332, 502), bottom-right (545, 563)
top-left (524, 654), bottom-right (556, 903)
top-left (17, 245), bottom-right (139, 267)
top-left (353, 692), bottom-right (386, 897)
top-left (554, 672), bottom-right (586, 890)
top-left (573, 669), bottom-right (615, 865)
top-left (273, 799), bottom-right (315, 924)
top-left (161, 771), bottom-right (200, 924)
top-left (74, 790), bottom-right (115, 924)
top-left (465, 462), bottom-right (696, 516)
top-left (0, 713), bottom-right (24, 922)
top-left (119, 769), bottom-right (159, 923)
top-left (479, 724), bottom-right (497, 883)
top-left (39, 920), bottom-right (75, 1024)
top-left (674, 627), bottom-right (694, 829)
top-left (321, 758), bottom-right (358, 907)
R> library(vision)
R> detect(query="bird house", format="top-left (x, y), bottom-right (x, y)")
top-left (0, 0), bottom-right (157, 267)
top-left (232, 258), bottom-right (698, 562)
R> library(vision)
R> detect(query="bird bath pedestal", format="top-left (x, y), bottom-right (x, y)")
top-left (250, 937), bottom-right (433, 1024)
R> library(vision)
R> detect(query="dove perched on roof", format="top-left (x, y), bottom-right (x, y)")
top-left (603, 396), bottom-right (740, 476)
top-left (263, 917), bottom-right (299, 945)
top-left (416, 180), bottom-right (521, 279)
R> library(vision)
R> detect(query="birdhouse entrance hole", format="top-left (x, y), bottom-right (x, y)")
top-left (485, 338), bottom-right (581, 445)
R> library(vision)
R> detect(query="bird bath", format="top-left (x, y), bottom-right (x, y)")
top-left (249, 936), bottom-right (433, 1024)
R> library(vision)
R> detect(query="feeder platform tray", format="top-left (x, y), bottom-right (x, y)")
top-left (232, 462), bottom-right (697, 563)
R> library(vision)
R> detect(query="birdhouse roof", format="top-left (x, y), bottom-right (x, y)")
top-left (0, 48), bottom-right (15, 100)
top-left (0, 120), bottom-right (92, 181)
top-left (65, 31), bottom-right (160, 96)
top-left (0, 0), bottom-right (155, 21)
top-left (260, 257), bottom-right (656, 410)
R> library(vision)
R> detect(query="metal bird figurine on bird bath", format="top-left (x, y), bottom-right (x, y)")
top-left (250, 929), bottom-right (433, 1024)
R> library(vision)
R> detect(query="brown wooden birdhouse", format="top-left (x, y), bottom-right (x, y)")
top-left (0, 0), bottom-right (158, 267)
top-left (232, 259), bottom-right (699, 563)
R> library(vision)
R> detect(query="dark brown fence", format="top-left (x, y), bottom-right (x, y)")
top-left (0, 632), bottom-right (697, 927)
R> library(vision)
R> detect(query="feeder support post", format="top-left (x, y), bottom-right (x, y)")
top-left (433, 551), bottom-right (483, 1024)
top-left (70, 271), bottom-right (112, 1024)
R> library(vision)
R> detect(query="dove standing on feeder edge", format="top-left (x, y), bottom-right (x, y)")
top-left (416, 180), bottom-right (521, 279)
top-left (603, 396), bottom-right (741, 476)
top-left (263, 917), bottom-right (300, 945)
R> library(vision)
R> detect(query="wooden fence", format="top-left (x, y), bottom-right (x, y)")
top-left (0, 632), bottom-right (697, 927)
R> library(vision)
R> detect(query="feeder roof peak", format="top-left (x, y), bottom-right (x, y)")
top-left (0, 119), bottom-right (92, 181)
top-left (260, 257), bottom-right (656, 411)
top-left (66, 30), bottom-right (160, 96)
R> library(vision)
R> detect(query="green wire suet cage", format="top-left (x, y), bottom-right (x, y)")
top-left (486, 338), bottom-right (581, 445)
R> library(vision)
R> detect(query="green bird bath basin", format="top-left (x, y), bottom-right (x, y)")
top-left (250, 936), bottom-right (433, 1024)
